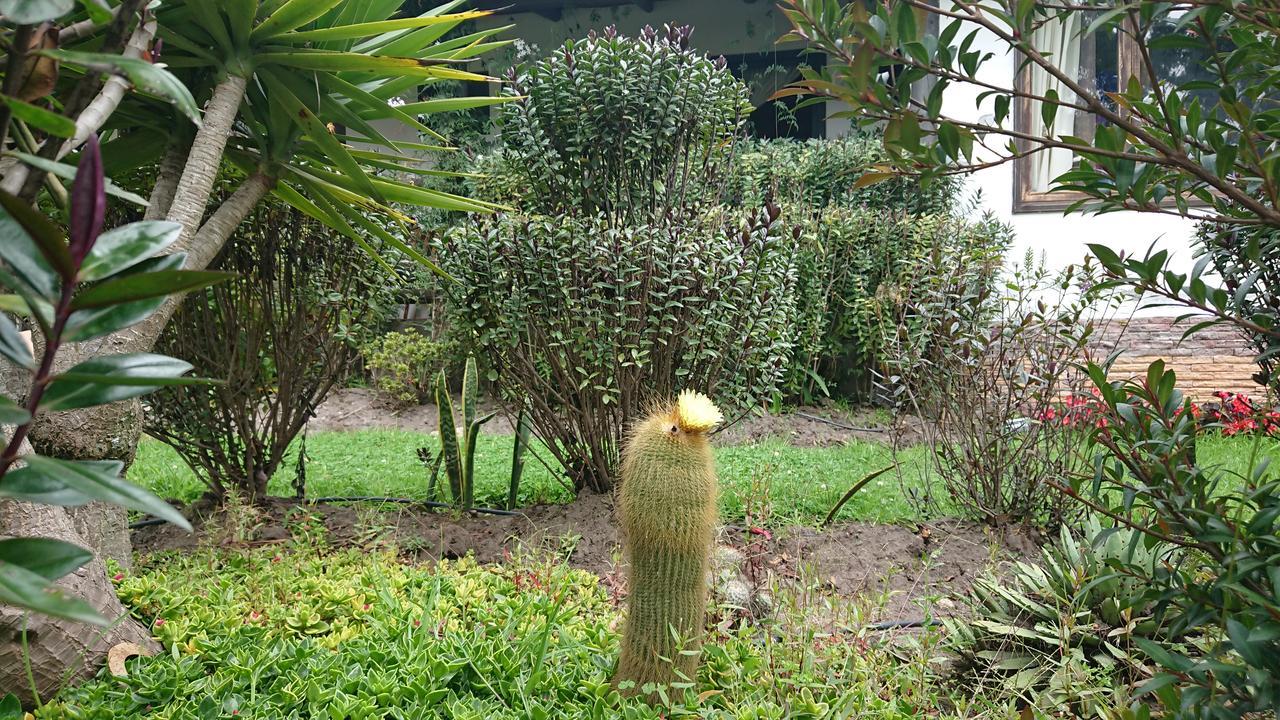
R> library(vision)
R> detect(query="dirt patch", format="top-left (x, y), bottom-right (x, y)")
top-left (310, 388), bottom-right (915, 447)
top-left (133, 494), bottom-right (1031, 620)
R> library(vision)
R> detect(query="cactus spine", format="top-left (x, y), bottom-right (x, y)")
top-left (614, 390), bottom-right (723, 693)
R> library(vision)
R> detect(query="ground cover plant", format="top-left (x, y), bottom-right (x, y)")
top-left (38, 543), bottom-right (997, 720)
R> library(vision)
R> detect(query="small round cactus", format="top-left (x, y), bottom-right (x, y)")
top-left (613, 390), bottom-right (723, 693)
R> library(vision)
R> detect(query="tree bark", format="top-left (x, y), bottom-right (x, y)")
top-left (1, 356), bottom-right (158, 706)
top-left (165, 74), bottom-right (248, 244)
top-left (143, 132), bottom-right (193, 221)
top-left (0, 500), bottom-right (159, 707)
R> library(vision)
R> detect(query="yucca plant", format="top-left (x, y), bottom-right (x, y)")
top-left (945, 517), bottom-right (1177, 714)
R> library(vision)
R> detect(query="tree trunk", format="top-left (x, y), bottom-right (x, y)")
top-left (0, 500), bottom-right (159, 708)
top-left (1, 351), bottom-right (156, 704)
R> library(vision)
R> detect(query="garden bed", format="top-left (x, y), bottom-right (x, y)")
top-left (131, 491), bottom-right (1034, 623)
top-left (310, 387), bottom-right (910, 447)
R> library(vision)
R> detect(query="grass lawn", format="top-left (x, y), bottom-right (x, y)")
top-left (129, 429), bottom-right (1279, 527)
top-left (129, 430), bottom-right (936, 526)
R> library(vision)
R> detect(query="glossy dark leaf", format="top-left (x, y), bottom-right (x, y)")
top-left (61, 295), bottom-right (165, 342)
top-left (0, 395), bottom-right (31, 425)
top-left (0, 538), bottom-right (91, 581)
top-left (78, 221), bottom-right (182, 281)
top-left (0, 313), bottom-right (33, 369)
top-left (71, 270), bottom-right (233, 310)
top-left (0, 190), bottom-right (71, 287)
top-left (69, 134), bottom-right (106, 260)
top-left (41, 353), bottom-right (197, 411)
top-left (0, 455), bottom-right (191, 530)
top-left (0, 559), bottom-right (105, 625)
top-left (0, 0), bottom-right (74, 23)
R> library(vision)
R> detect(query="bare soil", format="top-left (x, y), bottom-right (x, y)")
top-left (310, 388), bottom-right (916, 447)
top-left (132, 493), bottom-right (1033, 621)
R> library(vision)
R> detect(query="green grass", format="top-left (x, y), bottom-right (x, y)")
top-left (43, 544), bottom-right (993, 719)
top-left (129, 429), bottom-right (1279, 527)
top-left (129, 430), bottom-right (934, 525)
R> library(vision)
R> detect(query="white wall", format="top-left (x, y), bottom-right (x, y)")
top-left (938, 17), bottom-right (1198, 277)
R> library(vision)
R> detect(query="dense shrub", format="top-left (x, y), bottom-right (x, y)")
top-left (718, 135), bottom-right (993, 401)
top-left (787, 207), bottom-right (1011, 399)
top-left (362, 329), bottom-right (458, 406)
top-left (148, 204), bottom-right (391, 502)
top-left (437, 208), bottom-right (796, 493)
top-left (725, 135), bottom-right (960, 214)
top-left (482, 24), bottom-right (750, 221)
top-left (440, 27), bottom-right (795, 493)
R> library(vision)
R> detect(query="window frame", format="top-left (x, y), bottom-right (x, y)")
top-left (1012, 18), bottom-right (1145, 213)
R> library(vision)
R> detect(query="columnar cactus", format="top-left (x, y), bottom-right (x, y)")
top-left (613, 390), bottom-right (723, 692)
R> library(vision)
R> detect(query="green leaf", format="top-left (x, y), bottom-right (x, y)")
top-left (0, 559), bottom-right (106, 625)
top-left (462, 355), bottom-right (477, 430)
top-left (76, 0), bottom-right (112, 22)
top-left (0, 0), bottom-right (73, 23)
top-left (1, 455), bottom-right (191, 530)
top-left (78, 221), bottom-right (182, 281)
top-left (0, 94), bottom-right (76, 138)
top-left (397, 95), bottom-right (519, 114)
top-left (3, 151), bottom-right (151, 206)
top-left (259, 69), bottom-right (382, 203)
top-left (0, 190), bottom-right (73, 282)
top-left (0, 693), bottom-right (19, 720)
top-left (41, 353), bottom-right (198, 411)
top-left (278, 10), bottom-right (489, 43)
top-left (0, 313), bottom-right (33, 369)
top-left (0, 538), bottom-right (91, 581)
top-left (0, 395), bottom-right (30, 425)
top-left (71, 269), bottom-right (232, 309)
top-left (436, 372), bottom-right (462, 504)
top-left (255, 50), bottom-right (489, 81)
top-left (41, 50), bottom-right (202, 125)
top-left (251, 0), bottom-right (346, 40)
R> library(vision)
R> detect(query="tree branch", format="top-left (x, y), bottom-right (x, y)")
top-left (166, 74), bottom-right (248, 245)
top-left (144, 130), bottom-right (194, 221)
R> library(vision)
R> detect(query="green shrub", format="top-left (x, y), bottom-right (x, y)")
top-left (787, 207), bottom-right (1011, 399)
top-left (148, 203), bottom-right (390, 502)
top-left (437, 208), bottom-right (797, 493)
top-left (42, 546), bottom-right (978, 719)
top-left (482, 24), bottom-right (750, 221)
top-left (441, 27), bottom-right (794, 494)
top-left (725, 135), bottom-right (959, 214)
top-left (945, 517), bottom-right (1174, 716)
top-left (363, 329), bottom-right (457, 406)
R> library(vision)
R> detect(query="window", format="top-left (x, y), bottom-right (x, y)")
top-left (1013, 12), bottom-right (1219, 212)
top-left (724, 50), bottom-right (826, 140)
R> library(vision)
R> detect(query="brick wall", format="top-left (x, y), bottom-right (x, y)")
top-left (1092, 317), bottom-right (1268, 400)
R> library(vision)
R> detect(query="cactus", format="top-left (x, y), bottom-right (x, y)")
top-left (613, 389), bottom-right (723, 693)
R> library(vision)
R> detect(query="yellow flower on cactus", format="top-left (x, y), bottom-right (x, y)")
top-left (675, 389), bottom-right (722, 434)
